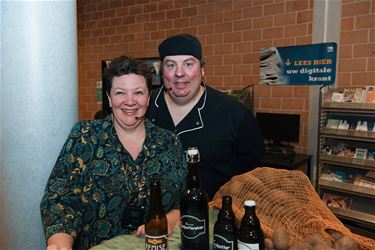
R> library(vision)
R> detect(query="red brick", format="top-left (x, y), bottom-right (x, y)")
top-left (339, 45), bottom-right (353, 58)
top-left (224, 32), bottom-right (242, 43)
top-left (275, 13), bottom-right (296, 26)
top-left (286, 0), bottom-right (309, 12)
top-left (340, 30), bottom-right (369, 44)
top-left (224, 9), bottom-right (242, 22)
top-left (341, 17), bottom-right (354, 31)
top-left (285, 24), bottom-right (308, 37)
top-left (198, 3), bottom-right (215, 15)
top-left (215, 22), bottom-right (233, 33)
top-left (253, 40), bottom-right (273, 52)
top-left (158, 0), bottom-right (173, 11)
top-left (353, 44), bottom-right (375, 57)
top-left (183, 7), bottom-right (198, 17)
top-left (158, 20), bottom-right (173, 30)
top-left (214, 65), bottom-right (233, 75)
top-left (242, 53), bottom-right (259, 64)
top-left (342, 1), bottom-right (371, 17)
top-left (254, 16), bottom-right (273, 29)
top-left (273, 38), bottom-right (295, 47)
top-left (198, 24), bottom-right (216, 35)
top-left (352, 72), bottom-right (375, 84)
top-left (272, 86), bottom-right (294, 97)
top-left (368, 58), bottom-right (375, 71)
top-left (260, 97), bottom-right (282, 109)
top-left (233, 65), bottom-right (251, 75)
top-left (166, 9), bottom-right (181, 19)
top-left (297, 10), bottom-right (312, 23)
top-left (282, 98), bottom-right (305, 110)
top-left (234, 19), bottom-right (252, 31)
top-left (233, 0), bottom-right (253, 9)
top-left (233, 43), bottom-right (252, 53)
top-left (214, 44), bottom-right (233, 55)
top-left (206, 34), bottom-right (223, 44)
top-left (243, 30), bottom-right (262, 41)
top-left (190, 15), bottom-right (206, 26)
top-left (339, 58), bottom-right (366, 72)
top-left (243, 6), bottom-right (262, 18)
top-left (356, 14), bottom-right (375, 29)
top-left (296, 36), bottom-right (312, 45)
top-left (263, 27), bottom-right (284, 39)
top-left (223, 54), bottom-right (240, 65)
top-left (173, 18), bottom-right (189, 28)
top-left (144, 2), bottom-right (157, 13)
top-left (136, 14), bottom-right (150, 23)
top-left (207, 13), bottom-right (223, 24)
top-left (264, 2), bottom-right (285, 16)
top-left (151, 12), bottom-right (165, 21)
top-left (337, 72), bottom-right (351, 86)
top-left (207, 55), bottom-right (223, 65)
top-left (215, 0), bottom-right (233, 12)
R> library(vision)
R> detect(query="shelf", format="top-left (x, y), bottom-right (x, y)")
top-left (319, 154), bottom-right (375, 170)
top-left (320, 128), bottom-right (375, 142)
top-left (322, 102), bottom-right (375, 112)
top-left (329, 207), bottom-right (375, 227)
top-left (319, 179), bottom-right (375, 199)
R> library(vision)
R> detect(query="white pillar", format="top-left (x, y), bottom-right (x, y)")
top-left (308, 0), bottom-right (342, 185)
top-left (1, 1), bottom-right (78, 249)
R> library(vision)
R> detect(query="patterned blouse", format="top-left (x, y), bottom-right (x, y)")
top-left (40, 115), bottom-right (187, 250)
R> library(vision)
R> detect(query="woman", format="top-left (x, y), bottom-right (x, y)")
top-left (40, 56), bottom-right (187, 250)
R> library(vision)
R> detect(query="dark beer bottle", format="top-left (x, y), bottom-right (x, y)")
top-left (213, 195), bottom-right (238, 250)
top-left (237, 200), bottom-right (265, 250)
top-left (180, 147), bottom-right (209, 250)
top-left (145, 179), bottom-right (168, 250)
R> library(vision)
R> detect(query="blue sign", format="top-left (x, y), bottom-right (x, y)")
top-left (260, 42), bottom-right (337, 85)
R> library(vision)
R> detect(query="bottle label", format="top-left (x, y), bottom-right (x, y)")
top-left (145, 234), bottom-right (168, 250)
top-left (213, 234), bottom-right (234, 250)
top-left (238, 240), bottom-right (259, 250)
top-left (180, 215), bottom-right (207, 239)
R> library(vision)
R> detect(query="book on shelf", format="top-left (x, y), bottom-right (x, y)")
top-left (338, 120), bottom-right (350, 130)
top-left (326, 119), bottom-right (340, 129)
top-left (354, 148), bottom-right (368, 159)
top-left (331, 91), bottom-right (344, 102)
top-left (355, 121), bottom-right (368, 131)
top-left (367, 151), bottom-right (374, 160)
top-left (354, 176), bottom-right (375, 190)
top-left (322, 193), bottom-right (352, 210)
top-left (364, 86), bottom-right (375, 103)
top-left (353, 87), bottom-right (366, 103)
top-left (342, 87), bottom-right (357, 103)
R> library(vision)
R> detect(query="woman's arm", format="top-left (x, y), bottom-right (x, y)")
top-left (135, 209), bottom-right (181, 237)
top-left (46, 233), bottom-right (73, 250)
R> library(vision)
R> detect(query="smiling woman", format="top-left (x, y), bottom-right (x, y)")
top-left (40, 55), bottom-right (188, 250)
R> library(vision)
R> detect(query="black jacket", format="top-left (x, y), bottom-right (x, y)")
top-left (147, 85), bottom-right (265, 200)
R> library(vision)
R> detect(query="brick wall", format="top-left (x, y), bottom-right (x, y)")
top-left (77, 0), bottom-right (375, 153)
top-left (338, 0), bottom-right (375, 87)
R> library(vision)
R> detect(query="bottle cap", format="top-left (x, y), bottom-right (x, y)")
top-left (244, 200), bottom-right (256, 207)
top-left (222, 195), bottom-right (232, 203)
top-left (187, 147), bottom-right (199, 156)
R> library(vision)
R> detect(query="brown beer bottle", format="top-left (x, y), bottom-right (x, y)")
top-left (237, 200), bottom-right (265, 250)
top-left (213, 195), bottom-right (237, 250)
top-left (145, 179), bottom-right (168, 250)
top-left (180, 147), bottom-right (209, 250)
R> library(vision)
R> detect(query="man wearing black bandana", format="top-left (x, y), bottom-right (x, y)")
top-left (147, 34), bottom-right (265, 200)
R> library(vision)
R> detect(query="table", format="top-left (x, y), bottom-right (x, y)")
top-left (257, 152), bottom-right (313, 181)
top-left (90, 209), bottom-right (219, 250)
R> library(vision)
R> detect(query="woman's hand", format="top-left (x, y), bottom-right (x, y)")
top-left (166, 209), bottom-right (180, 236)
top-left (46, 233), bottom-right (73, 250)
top-left (135, 209), bottom-right (181, 237)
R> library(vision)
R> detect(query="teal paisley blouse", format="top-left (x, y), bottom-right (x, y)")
top-left (40, 115), bottom-right (187, 250)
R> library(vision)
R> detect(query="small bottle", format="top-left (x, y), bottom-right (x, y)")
top-left (145, 179), bottom-right (168, 250)
top-left (238, 200), bottom-right (265, 250)
top-left (213, 195), bottom-right (237, 250)
top-left (180, 147), bottom-right (209, 250)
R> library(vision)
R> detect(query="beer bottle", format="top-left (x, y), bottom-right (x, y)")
top-left (145, 179), bottom-right (168, 250)
top-left (180, 147), bottom-right (209, 250)
top-left (238, 200), bottom-right (265, 250)
top-left (213, 195), bottom-right (237, 250)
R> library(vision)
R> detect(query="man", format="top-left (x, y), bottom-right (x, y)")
top-left (147, 34), bottom-right (265, 200)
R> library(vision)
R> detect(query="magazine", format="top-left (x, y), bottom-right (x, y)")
top-left (326, 119), bottom-right (340, 129)
top-left (322, 193), bottom-right (352, 210)
top-left (342, 87), bottom-right (357, 103)
top-left (364, 86), bottom-right (375, 103)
